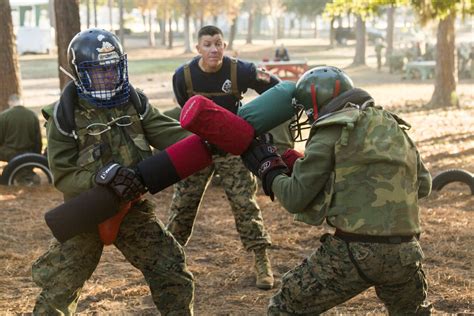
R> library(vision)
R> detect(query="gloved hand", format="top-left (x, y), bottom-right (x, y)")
top-left (281, 148), bottom-right (304, 175)
top-left (95, 163), bottom-right (146, 201)
top-left (241, 135), bottom-right (289, 200)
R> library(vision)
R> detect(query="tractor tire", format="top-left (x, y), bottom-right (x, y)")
top-left (1, 153), bottom-right (53, 186)
top-left (432, 169), bottom-right (474, 195)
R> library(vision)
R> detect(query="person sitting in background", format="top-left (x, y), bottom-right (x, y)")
top-left (0, 94), bottom-right (42, 163)
top-left (274, 44), bottom-right (290, 61)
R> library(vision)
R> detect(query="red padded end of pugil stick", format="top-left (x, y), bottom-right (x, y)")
top-left (166, 134), bottom-right (213, 179)
top-left (180, 95), bottom-right (255, 155)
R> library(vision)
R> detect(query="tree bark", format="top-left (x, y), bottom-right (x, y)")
top-left (117, 0), bottom-right (125, 45)
top-left (0, 0), bottom-right (21, 111)
top-left (352, 15), bottom-right (366, 66)
top-left (183, 0), bottom-right (192, 53)
top-left (246, 10), bottom-right (254, 44)
top-left (86, 0), bottom-right (90, 28)
top-left (298, 16), bottom-right (302, 38)
top-left (314, 16), bottom-right (318, 38)
top-left (168, 16), bottom-right (173, 49)
top-left (227, 17), bottom-right (238, 51)
top-left (429, 12), bottom-right (458, 108)
top-left (329, 17), bottom-right (335, 47)
top-left (108, 0), bottom-right (113, 31)
top-left (93, 0), bottom-right (98, 27)
top-left (54, 0), bottom-right (81, 90)
top-left (148, 9), bottom-right (155, 47)
top-left (385, 6), bottom-right (394, 64)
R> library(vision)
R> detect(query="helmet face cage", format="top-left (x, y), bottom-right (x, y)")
top-left (68, 29), bottom-right (130, 109)
top-left (289, 100), bottom-right (312, 142)
top-left (76, 54), bottom-right (129, 108)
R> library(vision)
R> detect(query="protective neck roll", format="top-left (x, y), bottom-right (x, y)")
top-left (318, 88), bottom-right (373, 118)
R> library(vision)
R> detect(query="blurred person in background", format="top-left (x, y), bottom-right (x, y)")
top-left (0, 94), bottom-right (43, 185)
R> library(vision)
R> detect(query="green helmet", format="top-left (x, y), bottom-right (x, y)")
top-left (295, 66), bottom-right (354, 123)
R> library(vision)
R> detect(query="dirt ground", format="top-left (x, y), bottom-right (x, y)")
top-left (0, 39), bottom-right (473, 314)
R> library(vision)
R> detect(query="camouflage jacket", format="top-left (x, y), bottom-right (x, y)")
top-left (43, 86), bottom-right (190, 201)
top-left (272, 105), bottom-right (431, 236)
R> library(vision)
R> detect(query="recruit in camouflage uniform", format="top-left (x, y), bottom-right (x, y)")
top-left (241, 66), bottom-right (432, 314)
top-left (31, 28), bottom-right (194, 315)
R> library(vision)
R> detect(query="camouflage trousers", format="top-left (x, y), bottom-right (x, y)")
top-left (167, 154), bottom-right (271, 250)
top-left (268, 234), bottom-right (429, 315)
top-left (32, 199), bottom-right (194, 315)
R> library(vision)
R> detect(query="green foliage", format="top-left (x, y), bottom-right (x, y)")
top-left (324, 0), bottom-right (409, 20)
top-left (411, 0), bottom-right (473, 22)
top-left (282, 0), bottom-right (328, 17)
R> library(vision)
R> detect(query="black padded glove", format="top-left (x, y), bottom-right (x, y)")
top-left (241, 135), bottom-right (289, 200)
top-left (95, 163), bottom-right (146, 201)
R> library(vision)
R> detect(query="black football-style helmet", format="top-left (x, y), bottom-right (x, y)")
top-left (67, 28), bottom-right (129, 108)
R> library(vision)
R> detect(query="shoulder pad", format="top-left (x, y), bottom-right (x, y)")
top-left (129, 84), bottom-right (149, 118)
top-left (53, 81), bottom-right (78, 138)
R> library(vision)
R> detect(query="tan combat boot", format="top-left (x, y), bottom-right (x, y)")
top-left (253, 247), bottom-right (274, 290)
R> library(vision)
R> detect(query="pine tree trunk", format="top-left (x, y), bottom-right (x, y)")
top-left (54, 0), bottom-right (80, 90)
top-left (352, 15), bottom-right (366, 66)
top-left (159, 18), bottom-right (166, 46)
top-left (183, 0), bottom-right (192, 53)
top-left (429, 12), bottom-right (458, 108)
top-left (86, 0), bottom-right (91, 28)
top-left (118, 0), bottom-right (125, 44)
top-left (148, 10), bottom-right (155, 47)
top-left (329, 17), bottom-right (335, 47)
top-left (93, 0), bottom-right (98, 27)
top-left (228, 17), bottom-right (238, 51)
top-left (108, 0), bottom-right (113, 31)
top-left (108, 0), bottom-right (114, 32)
top-left (314, 16), bottom-right (318, 38)
top-left (246, 11), bottom-right (254, 44)
top-left (168, 17), bottom-right (173, 49)
top-left (385, 6), bottom-right (394, 64)
top-left (0, 0), bottom-right (21, 111)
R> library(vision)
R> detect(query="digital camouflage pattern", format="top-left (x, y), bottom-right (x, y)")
top-left (270, 104), bottom-right (431, 314)
top-left (33, 95), bottom-right (194, 314)
top-left (167, 154), bottom-right (272, 250)
top-left (268, 234), bottom-right (429, 315)
top-left (32, 199), bottom-right (194, 315)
